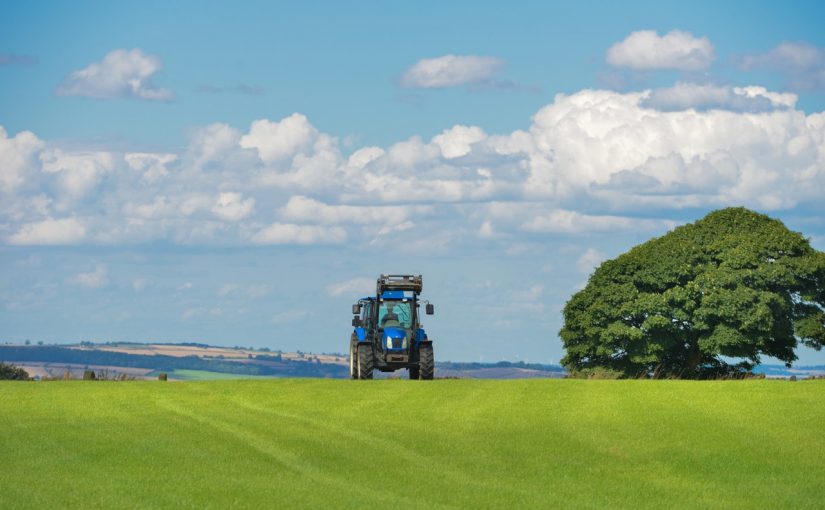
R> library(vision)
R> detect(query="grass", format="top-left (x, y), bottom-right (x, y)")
top-left (1, 379), bottom-right (823, 509)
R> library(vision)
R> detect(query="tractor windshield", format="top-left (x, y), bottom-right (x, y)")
top-left (377, 300), bottom-right (413, 329)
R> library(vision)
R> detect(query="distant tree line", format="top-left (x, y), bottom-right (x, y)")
top-left (0, 346), bottom-right (347, 378)
top-left (0, 362), bottom-right (30, 380)
top-left (253, 354), bottom-right (283, 362)
top-left (436, 361), bottom-right (564, 372)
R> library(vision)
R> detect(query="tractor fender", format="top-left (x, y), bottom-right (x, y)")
top-left (354, 327), bottom-right (367, 342)
top-left (414, 328), bottom-right (429, 346)
top-left (415, 337), bottom-right (432, 348)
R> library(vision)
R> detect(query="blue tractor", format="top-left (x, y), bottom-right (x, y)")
top-left (349, 274), bottom-right (436, 380)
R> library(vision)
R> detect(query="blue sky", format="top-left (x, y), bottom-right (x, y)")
top-left (2, 0), bottom-right (825, 365)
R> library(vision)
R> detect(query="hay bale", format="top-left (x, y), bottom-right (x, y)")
top-left (158, 372), bottom-right (168, 381)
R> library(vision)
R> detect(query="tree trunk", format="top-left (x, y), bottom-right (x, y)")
top-left (684, 342), bottom-right (702, 376)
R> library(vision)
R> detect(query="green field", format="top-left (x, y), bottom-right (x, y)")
top-left (1, 380), bottom-right (823, 509)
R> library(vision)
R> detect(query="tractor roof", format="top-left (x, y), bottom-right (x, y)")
top-left (376, 274), bottom-right (422, 294)
top-left (360, 290), bottom-right (415, 301)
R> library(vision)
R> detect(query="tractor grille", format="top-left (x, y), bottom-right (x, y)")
top-left (390, 338), bottom-right (404, 349)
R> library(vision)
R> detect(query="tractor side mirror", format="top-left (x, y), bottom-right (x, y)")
top-left (352, 316), bottom-right (362, 327)
top-left (426, 303), bottom-right (434, 315)
top-left (352, 304), bottom-right (361, 315)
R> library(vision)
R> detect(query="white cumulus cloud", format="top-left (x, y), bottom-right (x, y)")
top-left (71, 264), bottom-right (108, 288)
top-left (432, 125), bottom-right (487, 158)
top-left (125, 152), bottom-right (177, 183)
top-left (325, 277), bottom-right (375, 297)
top-left (212, 192), bottom-right (255, 221)
top-left (576, 248), bottom-right (607, 274)
top-left (643, 83), bottom-right (797, 112)
top-left (399, 55), bottom-right (505, 88)
top-left (280, 195), bottom-right (425, 225)
top-left (347, 146), bottom-right (385, 169)
top-left (7, 217), bottom-right (86, 245)
top-left (738, 42), bottom-right (825, 91)
top-left (606, 30), bottom-right (714, 71)
top-left (251, 222), bottom-right (346, 245)
top-left (521, 209), bottom-right (670, 233)
top-left (40, 149), bottom-right (115, 198)
top-left (240, 113), bottom-right (318, 163)
top-left (186, 123), bottom-right (244, 169)
top-left (0, 126), bottom-right (44, 193)
top-left (57, 48), bottom-right (173, 100)
top-left (478, 220), bottom-right (495, 238)
top-left (2, 82), bottom-right (824, 247)
top-left (525, 88), bottom-right (825, 210)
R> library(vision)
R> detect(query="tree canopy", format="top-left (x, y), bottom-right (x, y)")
top-left (560, 208), bottom-right (825, 379)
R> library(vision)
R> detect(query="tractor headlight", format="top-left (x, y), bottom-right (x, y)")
top-left (386, 336), bottom-right (392, 348)
top-left (402, 337), bottom-right (407, 348)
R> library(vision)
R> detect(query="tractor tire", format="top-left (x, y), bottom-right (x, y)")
top-left (419, 344), bottom-right (434, 380)
top-left (349, 343), bottom-right (357, 379)
top-left (357, 344), bottom-right (374, 380)
top-left (408, 366), bottom-right (420, 380)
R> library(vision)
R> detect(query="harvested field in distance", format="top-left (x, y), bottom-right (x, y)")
top-left (10, 362), bottom-right (154, 380)
top-left (70, 343), bottom-right (348, 365)
top-left (2, 379), bottom-right (823, 509)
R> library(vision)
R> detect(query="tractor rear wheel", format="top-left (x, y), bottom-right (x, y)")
top-left (419, 344), bottom-right (434, 380)
top-left (357, 344), bottom-right (374, 380)
top-left (408, 366), bottom-right (420, 380)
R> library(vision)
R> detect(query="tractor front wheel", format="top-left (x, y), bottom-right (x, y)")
top-left (419, 344), bottom-right (434, 380)
top-left (349, 343), bottom-right (357, 379)
top-left (357, 344), bottom-right (374, 380)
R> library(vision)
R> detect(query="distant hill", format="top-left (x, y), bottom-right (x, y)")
top-left (0, 343), bottom-right (346, 380)
top-left (5, 343), bottom-right (817, 380)
top-left (435, 360), bottom-right (565, 379)
top-left (0, 343), bottom-right (565, 380)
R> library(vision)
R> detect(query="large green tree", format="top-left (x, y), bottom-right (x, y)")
top-left (560, 208), bottom-right (825, 378)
